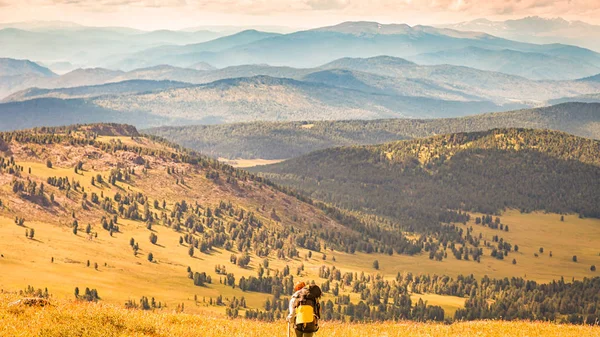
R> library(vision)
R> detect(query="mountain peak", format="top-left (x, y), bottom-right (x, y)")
top-left (0, 58), bottom-right (57, 77)
top-left (321, 56), bottom-right (416, 69)
top-left (64, 68), bottom-right (124, 76)
top-left (313, 21), bottom-right (411, 35)
top-left (313, 21), bottom-right (489, 39)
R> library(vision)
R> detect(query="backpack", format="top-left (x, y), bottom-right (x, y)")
top-left (294, 285), bottom-right (322, 333)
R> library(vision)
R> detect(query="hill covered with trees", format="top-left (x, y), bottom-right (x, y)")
top-left (1, 124), bottom-right (600, 325)
top-left (145, 103), bottom-right (600, 160)
top-left (254, 128), bottom-right (600, 232)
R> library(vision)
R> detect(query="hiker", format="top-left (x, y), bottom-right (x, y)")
top-left (287, 282), bottom-right (322, 337)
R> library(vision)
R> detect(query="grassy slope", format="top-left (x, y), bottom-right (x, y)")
top-left (0, 133), bottom-right (355, 312)
top-left (1, 130), bottom-right (599, 320)
top-left (1, 295), bottom-right (599, 337)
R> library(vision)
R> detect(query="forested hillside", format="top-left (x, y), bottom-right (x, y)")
top-left (254, 128), bottom-right (600, 232)
top-left (0, 124), bottom-right (415, 255)
top-left (550, 93), bottom-right (600, 105)
top-left (0, 98), bottom-right (167, 131)
top-left (2, 80), bottom-right (190, 102)
top-left (145, 103), bottom-right (600, 160)
top-left (2, 124), bottom-right (600, 325)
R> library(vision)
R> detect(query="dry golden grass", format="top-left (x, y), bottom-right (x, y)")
top-left (410, 293), bottom-right (465, 319)
top-left (1, 294), bottom-right (598, 337)
top-left (2, 137), bottom-right (600, 322)
top-left (332, 210), bottom-right (600, 283)
top-left (95, 136), bottom-right (170, 152)
top-left (218, 158), bottom-right (286, 168)
top-left (2, 210), bottom-right (599, 317)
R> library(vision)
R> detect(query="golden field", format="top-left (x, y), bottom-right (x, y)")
top-left (1, 294), bottom-right (599, 337)
top-left (1, 134), bottom-right (599, 321)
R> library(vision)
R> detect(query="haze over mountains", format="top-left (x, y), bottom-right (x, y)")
top-left (1, 18), bottom-right (600, 136)
top-left (441, 16), bottom-right (600, 53)
top-left (0, 24), bottom-right (223, 70)
top-left (408, 47), bottom-right (600, 80)
top-left (2, 19), bottom-right (600, 78)
top-left (101, 21), bottom-right (600, 76)
top-left (2, 52), bottom-right (600, 130)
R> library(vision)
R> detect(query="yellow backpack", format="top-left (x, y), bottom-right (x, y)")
top-left (295, 302), bottom-right (315, 325)
top-left (294, 286), bottom-right (321, 333)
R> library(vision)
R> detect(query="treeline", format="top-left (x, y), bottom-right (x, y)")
top-left (227, 262), bottom-right (600, 325)
top-left (456, 277), bottom-right (600, 324)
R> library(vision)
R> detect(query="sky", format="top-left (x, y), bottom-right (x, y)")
top-left (0, 0), bottom-right (599, 30)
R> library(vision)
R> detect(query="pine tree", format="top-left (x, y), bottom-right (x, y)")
top-left (372, 260), bottom-right (379, 270)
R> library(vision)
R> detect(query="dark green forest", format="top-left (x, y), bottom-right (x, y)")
top-left (144, 103), bottom-right (600, 159)
top-left (254, 128), bottom-right (600, 232)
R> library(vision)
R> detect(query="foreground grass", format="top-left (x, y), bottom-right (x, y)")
top-left (1, 295), bottom-right (599, 337)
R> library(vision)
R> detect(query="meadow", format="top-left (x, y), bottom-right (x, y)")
top-left (1, 294), bottom-right (599, 337)
top-left (1, 134), bottom-right (599, 321)
top-left (2, 209), bottom-right (599, 317)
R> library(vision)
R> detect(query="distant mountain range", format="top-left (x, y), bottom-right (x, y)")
top-left (0, 58), bottom-right (56, 77)
top-left (408, 47), bottom-right (600, 80)
top-left (103, 21), bottom-right (600, 78)
top-left (88, 75), bottom-right (501, 122)
top-left (144, 103), bottom-right (600, 160)
top-left (3, 80), bottom-right (189, 102)
top-left (0, 98), bottom-right (167, 131)
top-left (3, 56), bottom-right (600, 103)
top-left (2, 20), bottom-right (600, 82)
top-left (440, 16), bottom-right (600, 53)
top-left (0, 25), bottom-right (223, 69)
top-left (549, 93), bottom-right (600, 105)
top-left (107, 30), bottom-right (282, 70)
top-left (2, 55), bottom-right (600, 131)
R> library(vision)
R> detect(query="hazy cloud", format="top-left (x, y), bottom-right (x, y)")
top-left (305, 0), bottom-right (351, 10)
top-left (7, 0), bottom-right (600, 15)
top-left (0, 0), bottom-right (598, 29)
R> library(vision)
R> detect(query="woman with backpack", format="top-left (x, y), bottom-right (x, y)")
top-left (287, 281), bottom-right (322, 337)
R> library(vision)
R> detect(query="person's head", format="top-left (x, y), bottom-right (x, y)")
top-left (294, 281), bottom-right (306, 292)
